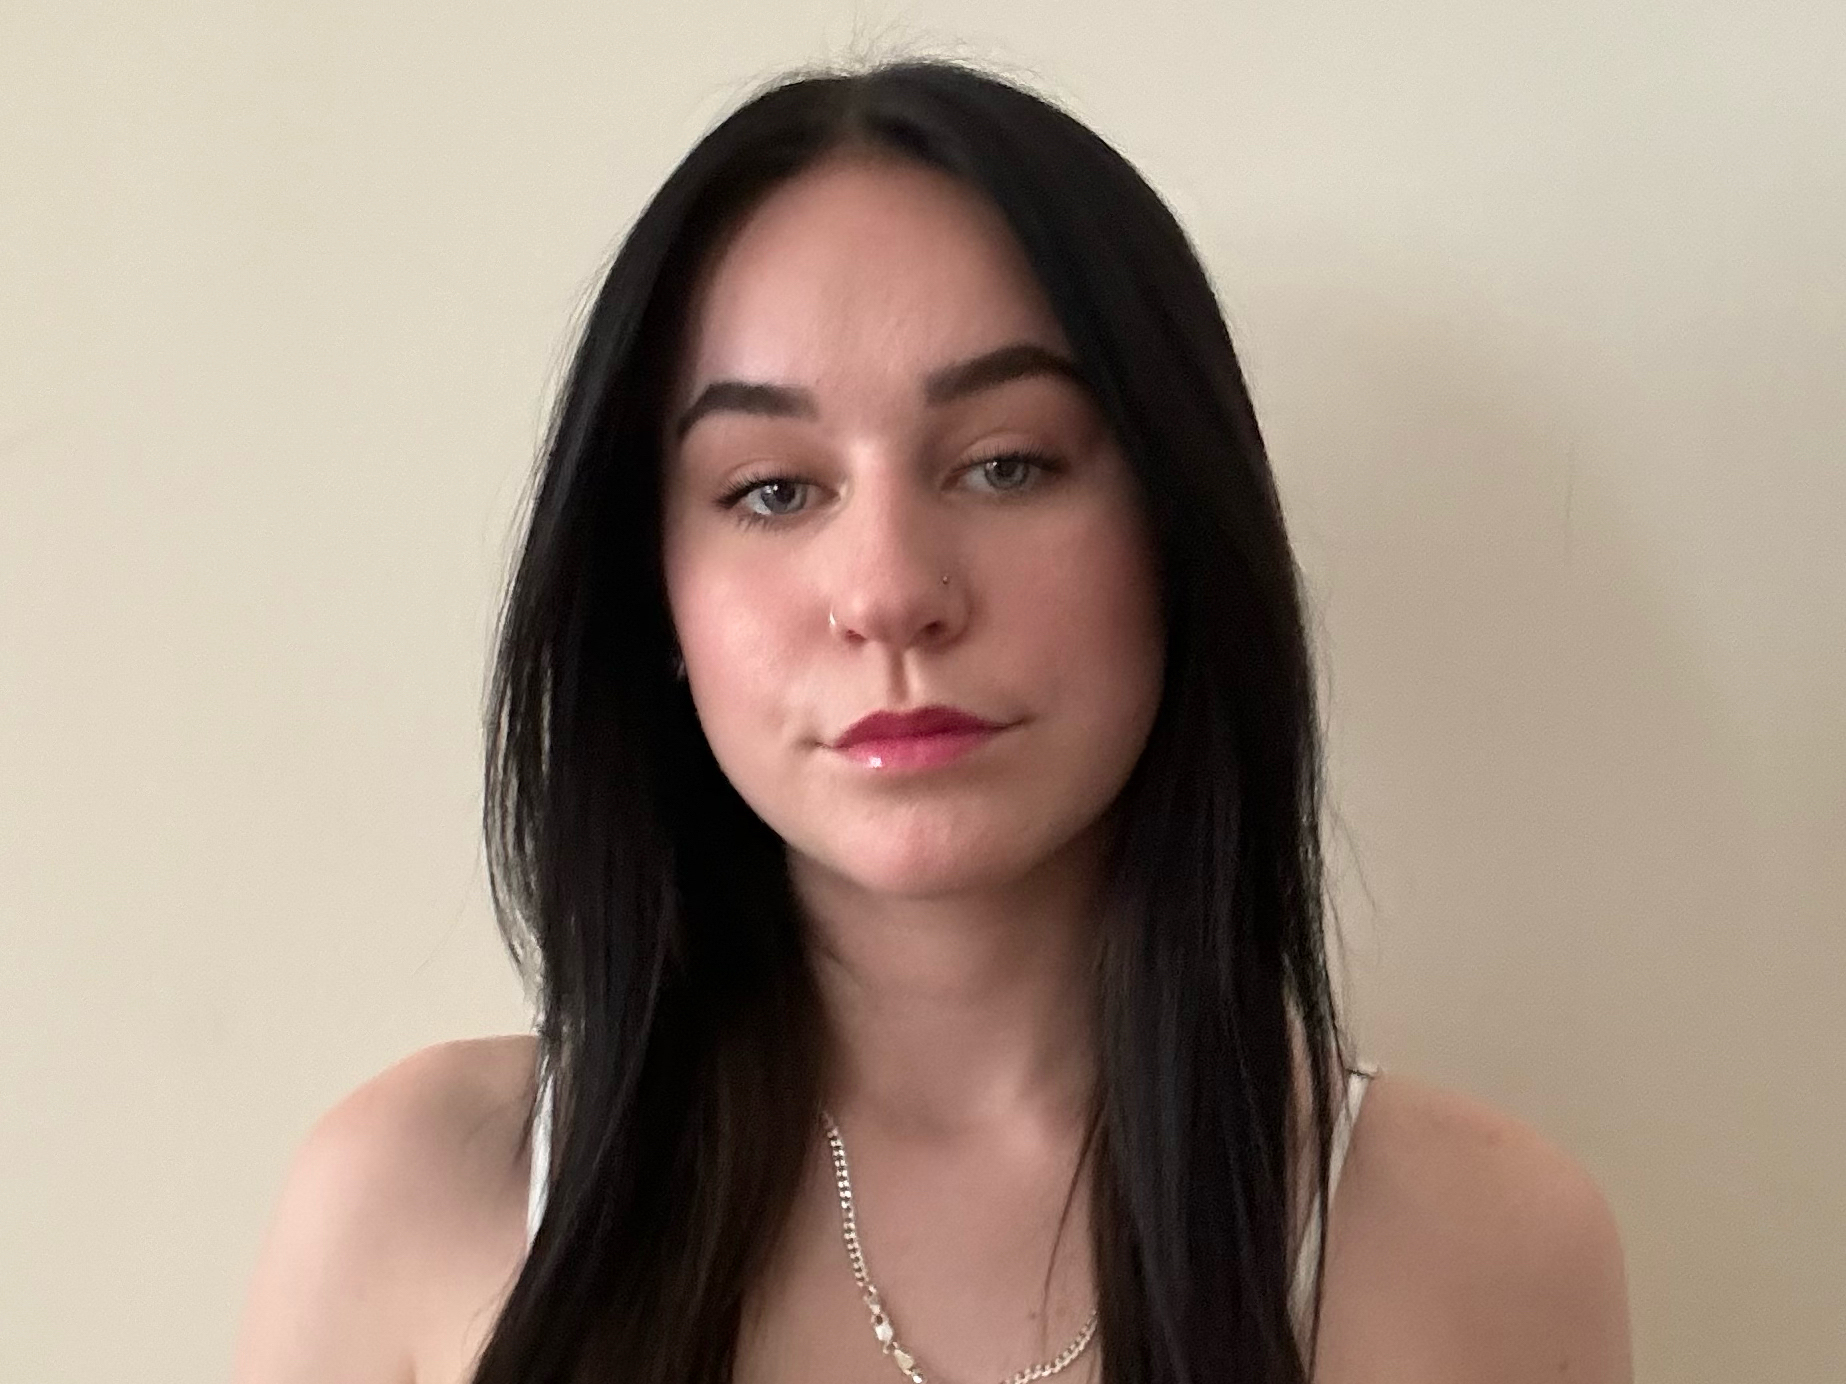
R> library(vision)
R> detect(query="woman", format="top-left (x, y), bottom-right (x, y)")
top-left (233, 59), bottom-right (1630, 1384)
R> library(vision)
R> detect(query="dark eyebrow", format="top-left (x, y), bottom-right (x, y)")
top-left (922, 341), bottom-right (1090, 405)
top-left (672, 341), bottom-right (1089, 442)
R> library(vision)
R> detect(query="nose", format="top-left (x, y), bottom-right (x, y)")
top-left (823, 473), bottom-right (968, 654)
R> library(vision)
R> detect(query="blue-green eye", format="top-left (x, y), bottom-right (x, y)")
top-left (722, 476), bottom-right (812, 521)
top-left (745, 479), bottom-right (808, 515)
top-left (965, 450), bottom-right (1057, 493)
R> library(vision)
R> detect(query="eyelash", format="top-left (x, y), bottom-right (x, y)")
top-left (717, 449), bottom-right (1063, 529)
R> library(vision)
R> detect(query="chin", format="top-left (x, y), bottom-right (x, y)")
top-left (794, 812), bottom-right (1091, 902)
top-left (830, 855), bottom-right (1020, 901)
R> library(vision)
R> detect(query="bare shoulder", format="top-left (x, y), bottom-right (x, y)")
top-left (232, 1035), bottom-right (539, 1384)
top-left (306, 1034), bottom-right (538, 1184)
top-left (1317, 1070), bottom-right (1632, 1384)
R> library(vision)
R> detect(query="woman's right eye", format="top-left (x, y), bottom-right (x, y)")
top-left (722, 476), bottom-right (812, 524)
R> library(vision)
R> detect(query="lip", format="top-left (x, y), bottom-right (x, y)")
top-left (829, 705), bottom-right (1011, 770)
top-left (832, 705), bottom-right (1006, 748)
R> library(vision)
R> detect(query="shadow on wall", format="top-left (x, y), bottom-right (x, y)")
top-left (1234, 266), bottom-right (1830, 1382)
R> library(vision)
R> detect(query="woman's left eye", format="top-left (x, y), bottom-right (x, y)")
top-left (964, 450), bottom-right (1057, 493)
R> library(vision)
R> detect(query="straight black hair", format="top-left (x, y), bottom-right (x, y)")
top-left (475, 56), bottom-right (1349, 1384)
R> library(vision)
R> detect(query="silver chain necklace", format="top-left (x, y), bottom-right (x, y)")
top-left (820, 1111), bottom-right (1100, 1384)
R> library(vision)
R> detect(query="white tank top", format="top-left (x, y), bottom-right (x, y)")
top-left (525, 1068), bottom-right (553, 1248)
top-left (525, 1062), bottom-right (1377, 1339)
top-left (1289, 1063), bottom-right (1378, 1336)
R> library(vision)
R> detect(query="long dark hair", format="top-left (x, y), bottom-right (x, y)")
top-left (475, 57), bottom-right (1348, 1384)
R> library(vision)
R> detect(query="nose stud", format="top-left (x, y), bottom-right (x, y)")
top-left (828, 575), bottom-right (950, 634)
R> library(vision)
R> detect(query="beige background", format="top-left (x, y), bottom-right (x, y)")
top-left (3, 2), bottom-right (1841, 1379)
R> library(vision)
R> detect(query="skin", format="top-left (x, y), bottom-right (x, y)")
top-left (664, 149), bottom-right (1159, 1382)
top-left (232, 154), bottom-right (1632, 1384)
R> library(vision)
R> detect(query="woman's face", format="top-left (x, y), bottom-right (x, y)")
top-left (661, 152), bottom-right (1165, 900)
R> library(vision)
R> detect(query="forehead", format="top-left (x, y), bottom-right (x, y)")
top-left (673, 152), bottom-right (1069, 401)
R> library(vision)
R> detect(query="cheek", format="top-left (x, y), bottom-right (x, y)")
top-left (664, 539), bottom-right (810, 748)
top-left (1009, 505), bottom-right (1165, 728)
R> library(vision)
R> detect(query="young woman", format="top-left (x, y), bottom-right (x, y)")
top-left (233, 59), bottom-right (1631, 1384)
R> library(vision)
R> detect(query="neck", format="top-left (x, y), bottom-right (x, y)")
top-left (794, 834), bottom-right (1106, 1143)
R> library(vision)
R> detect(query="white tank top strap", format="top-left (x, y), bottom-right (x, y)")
top-left (525, 1063), bottom-right (553, 1249)
top-left (1290, 1061), bottom-right (1379, 1337)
